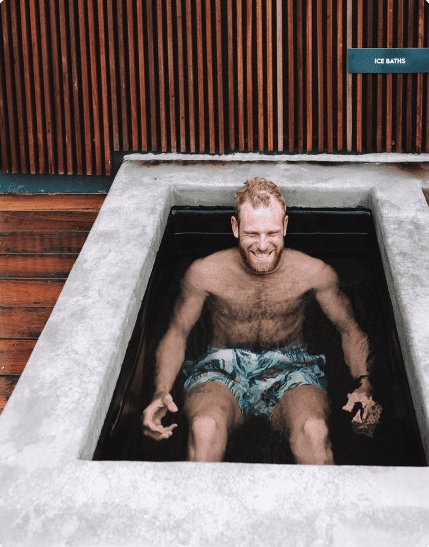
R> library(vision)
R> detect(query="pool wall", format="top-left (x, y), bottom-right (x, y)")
top-left (1, 157), bottom-right (429, 546)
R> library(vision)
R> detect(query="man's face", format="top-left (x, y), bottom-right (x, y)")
top-left (231, 199), bottom-right (288, 273)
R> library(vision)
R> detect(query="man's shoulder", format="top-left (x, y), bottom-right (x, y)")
top-left (194, 248), bottom-right (236, 270)
top-left (285, 249), bottom-right (337, 285)
top-left (183, 249), bottom-right (236, 289)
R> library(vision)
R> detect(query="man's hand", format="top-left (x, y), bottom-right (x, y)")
top-left (142, 393), bottom-right (178, 440)
top-left (342, 381), bottom-right (382, 437)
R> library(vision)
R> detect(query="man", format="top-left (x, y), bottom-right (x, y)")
top-left (142, 178), bottom-right (380, 464)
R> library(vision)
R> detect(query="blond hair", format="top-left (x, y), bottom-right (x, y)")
top-left (234, 177), bottom-right (286, 223)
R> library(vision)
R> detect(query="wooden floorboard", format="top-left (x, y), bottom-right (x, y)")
top-left (0, 232), bottom-right (88, 253)
top-left (0, 307), bottom-right (53, 339)
top-left (0, 375), bottom-right (20, 413)
top-left (0, 211), bottom-right (99, 231)
top-left (0, 255), bottom-right (78, 278)
top-left (0, 279), bottom-right (66, 307)
top-left (0, 340), bottom-right (36, 373)
top-left (0, 194), bottom-right (106, 211)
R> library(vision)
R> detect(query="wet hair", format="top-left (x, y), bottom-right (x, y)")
top-left (234, 177), bottom-right (286, 224)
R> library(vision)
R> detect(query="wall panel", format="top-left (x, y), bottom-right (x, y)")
top-left (0, 0), bottom-right (428, 175)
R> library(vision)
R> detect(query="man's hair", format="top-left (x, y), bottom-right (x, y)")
top-left (234, 177), bottom-right (286, 223)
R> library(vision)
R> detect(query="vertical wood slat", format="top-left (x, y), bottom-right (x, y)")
top-left (106, 0), bottom-right (119, 152)
top-left (326, 0), bottom-right (333, 152)
top-left (48, 0), bottom-right (65, 173)
top-left (237, 0), bottom-right (244, 151)
top-left (166, 0), bottom-right (177, 153)
top-left (137, 0), bottom-right (148, 153)
top-left (247, 0), bottom-right (253, 151)
top-left (376, 0), bottom-right (383, 152)
top-left (146, 0), bottom-right (157, 151)
top-left (117, 0), bottom-right (129, 151)
top-left (215, 0), bottom-right (224, 154)
top-left (97, 0), bottom-right (112, 174)
top-left (227, 1), bottom-right (235, 151)
top-left (427, 2), bottom-right (429, 153)
top-left (366, 0), bottom-right (373, 152)
top-left (346, 0), bottom-right (352, 152)
top-left (256, 0), bottom-right (264, 151)
top-left (385, 0), bottom-right (393, 153)
top-left (176, 0), bottom-right (186, 153)
top-left (77, 0), bottom-right (92, 173)
top-left (415, 0), bottom-right (424, 153)
top-left (88, 0), bottom-right (102, 175)
top-left (19, 0), bottom-right (36, 173)
top-left (69, 0), bottom-right (84, 173)
top-left (316, 0), bottom-right (324, 152)
top-left (337, 0), bottom-right (343, 152)
top-left (0, 7), bottom-right (9, 173)
top-left (2, 1), bottom-right (20, 173)
top-left (396, 0), bottom-right (404, 152)
top-left (196, 0), bottom-right (205, 152)
top-left (277, 0), bottom-right (284, 152)
top-left (296, 0), bottom-right (303, 151)
top-left (10, 0), bottom-right (29, 174)
top-left (58, 0), bottom-right (74, 174)
top-left (126, 0), bottom-right (139, 152)
top-left (306, 0), bottom-right (312, 152)
top-left (157, 0), bottom-right (167, 152)
top-left (185, 0), bottom-right (196, 153)
top-left (205, 0), bottom-right (215, 154)
top-left (39, 0), bottom-right (56, 173)
top-left (286, 0), bottom-right (294, 152)
top-left (356, 0), bottom-right (363, 152)
top-left (405, 0), bottom-right (414, 152)
top-left (266, 0), bottom-right (273, 152)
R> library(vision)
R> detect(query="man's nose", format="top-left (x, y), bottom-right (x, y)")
top-left (257, 234), bottom-right (269, 250)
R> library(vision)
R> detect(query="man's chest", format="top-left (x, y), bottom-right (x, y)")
top-left (208, 275), bottom-right (311, 323)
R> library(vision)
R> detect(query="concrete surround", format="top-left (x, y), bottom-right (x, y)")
top-left (1, 157), bottom-right (429, 546)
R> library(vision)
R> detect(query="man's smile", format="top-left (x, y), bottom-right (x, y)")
top-left (251, 250), bottom-right (273, 258)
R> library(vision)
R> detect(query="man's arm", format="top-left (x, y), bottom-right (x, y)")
top-left (313, 264), bottom-right (370, 379)
top-left (313, 264), bottom-right (381, 425)
top-left (142, 260), bottom-right (208, 440)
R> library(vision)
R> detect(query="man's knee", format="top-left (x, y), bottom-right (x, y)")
top-left (188, 411), bottom-right (229, 442)
top-left (291, 416), bottom-right (329, 448)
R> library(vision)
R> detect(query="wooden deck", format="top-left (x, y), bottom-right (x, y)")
top-left (0, 194), bottom-right (106, 414)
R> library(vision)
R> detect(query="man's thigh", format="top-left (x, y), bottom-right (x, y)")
top-left (184, 380), bottom-right (244, 433)
top-left (271, 384), bottom-right (331, 436)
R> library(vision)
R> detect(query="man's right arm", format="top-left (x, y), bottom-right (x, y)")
top-left (142, 260), bottom-right (208, 440)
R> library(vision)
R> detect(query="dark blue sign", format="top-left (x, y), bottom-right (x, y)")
top-left (348, 48), bottom-right (429, 73)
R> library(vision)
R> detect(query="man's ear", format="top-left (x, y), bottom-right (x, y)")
top-left (231, 216), bottom-right (239, 239)
top-left (283, 215), bottom-right (289, 236)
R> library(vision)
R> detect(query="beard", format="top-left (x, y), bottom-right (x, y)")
top-left (238, 244), bottom-right (284, 273)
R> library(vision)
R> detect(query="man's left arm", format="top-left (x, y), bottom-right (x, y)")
top-left (313, 264), bottom-right (381, 426)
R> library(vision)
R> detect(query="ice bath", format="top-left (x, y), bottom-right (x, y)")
top-left (95, 204), bottom-right (426, 466)
top-left (1, 157), bottom-right (429, 546)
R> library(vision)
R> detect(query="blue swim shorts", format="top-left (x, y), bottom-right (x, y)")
top-left (182, 344), bottom-right (327, 421)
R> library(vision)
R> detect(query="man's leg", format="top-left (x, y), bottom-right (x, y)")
top-left (271, 385), bottom-right (335, 465)
top-left (183, 381), bottom-right (244, 462)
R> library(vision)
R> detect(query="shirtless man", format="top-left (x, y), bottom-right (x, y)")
top-left (142, 178), bottom-right (379, 464)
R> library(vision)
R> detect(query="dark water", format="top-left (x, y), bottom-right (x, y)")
top-left (93, 207), bottom-right (427, 466)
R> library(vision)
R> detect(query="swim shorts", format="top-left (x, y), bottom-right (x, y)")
top-left (182, 344), bottom-right (327, 420)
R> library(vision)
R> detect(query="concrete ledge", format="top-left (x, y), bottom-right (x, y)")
top-left (1, 158), bottom-right (429, 546)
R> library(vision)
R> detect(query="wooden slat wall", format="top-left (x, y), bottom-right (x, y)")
top-left (0, 194), bottom-right (105, 414)
top-left (0, 0), bottom-right (428, 174)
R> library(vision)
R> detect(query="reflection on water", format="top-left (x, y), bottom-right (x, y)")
top-left (94, 208), bottom-right (427, 466)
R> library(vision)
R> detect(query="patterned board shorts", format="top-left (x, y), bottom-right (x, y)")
top-left (182, 344), bottom-right (327, 421)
